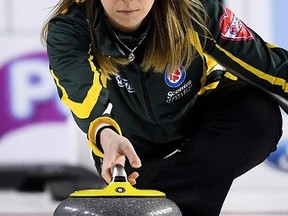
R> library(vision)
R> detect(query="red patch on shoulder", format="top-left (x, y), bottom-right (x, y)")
top-left (219, 7), bottom-right (254, 41)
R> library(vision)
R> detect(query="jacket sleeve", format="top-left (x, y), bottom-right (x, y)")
top-left (201, 0), bottom-right (288, 98)
top-left (46, 11), bottom-right (121, 156)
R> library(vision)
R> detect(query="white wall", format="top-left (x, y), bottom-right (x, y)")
top-left (0, 1), bottom-right (57, 64)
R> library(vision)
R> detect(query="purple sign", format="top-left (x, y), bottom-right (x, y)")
top-left (0, 52), bottom-right (68, 138)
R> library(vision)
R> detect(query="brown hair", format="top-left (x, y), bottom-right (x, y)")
top-left (41, 0), bottom-right (210, 76)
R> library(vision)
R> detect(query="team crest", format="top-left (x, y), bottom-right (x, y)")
top-left (219, 7), bottom-right (254, 41)
top-left (165, 66), bottom-right (186, 88)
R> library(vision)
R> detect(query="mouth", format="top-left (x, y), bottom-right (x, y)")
top-left (117, 9), bottom-right (139, 15)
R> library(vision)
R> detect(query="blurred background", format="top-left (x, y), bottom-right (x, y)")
top-left (0, 0), bottom-right (287, 215)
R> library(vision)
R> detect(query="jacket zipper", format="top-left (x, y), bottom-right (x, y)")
top-left (140, 76), bottom-right (169, 142)
top-left (139, 71), bottom-right (158, 123)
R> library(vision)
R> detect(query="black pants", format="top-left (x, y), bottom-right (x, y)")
top-left (93, 81), bottom-right (283, 216)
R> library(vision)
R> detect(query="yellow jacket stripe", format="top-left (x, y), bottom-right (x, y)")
top-left (215, 43), bottom-right (288, 93)
top-left (50, 55), bottom-right (107, 119)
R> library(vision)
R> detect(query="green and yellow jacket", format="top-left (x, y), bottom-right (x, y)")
top-left (47, 0), bottom-right (288, 158)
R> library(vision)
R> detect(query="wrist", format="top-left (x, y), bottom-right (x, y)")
top-left (95, 125), bottom-right (116, 152)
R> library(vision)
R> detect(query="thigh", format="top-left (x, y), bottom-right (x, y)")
top-left (147, 81), bottom-right (283, 216)
top-left (198, 80), bottom-right (283, 177)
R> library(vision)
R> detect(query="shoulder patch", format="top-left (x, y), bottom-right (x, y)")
top-left (219, 7), bottom-right (254, 41)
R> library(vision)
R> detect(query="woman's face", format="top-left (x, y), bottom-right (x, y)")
top-left (101, 0), bottom-right (155, 33)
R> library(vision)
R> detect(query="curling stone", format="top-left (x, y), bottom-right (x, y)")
top-left (53, 164), bottom-right (182, 216)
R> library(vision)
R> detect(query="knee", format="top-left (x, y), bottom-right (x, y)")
top-left (233, 88), bottom-right (283, 176)
top-left (244, 88), bottom-right (283, 143)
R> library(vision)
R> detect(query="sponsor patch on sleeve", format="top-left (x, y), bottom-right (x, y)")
top-left (219, 7), bottom-right (254, 41)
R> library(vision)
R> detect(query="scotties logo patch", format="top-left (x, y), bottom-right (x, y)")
top-left (165, 66), bottom-right (186, 88)
top-left (219, 7), bottom-right (254, 41)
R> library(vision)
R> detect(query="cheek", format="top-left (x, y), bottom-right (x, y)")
top-left (146, 1), bottom-right (155, 10)
top-left (143, 2), bottom-right (154, 16)
top-left (102, 6), bottom-right (115, 20)
top-left (100, 1), bottom-right (114, 15)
